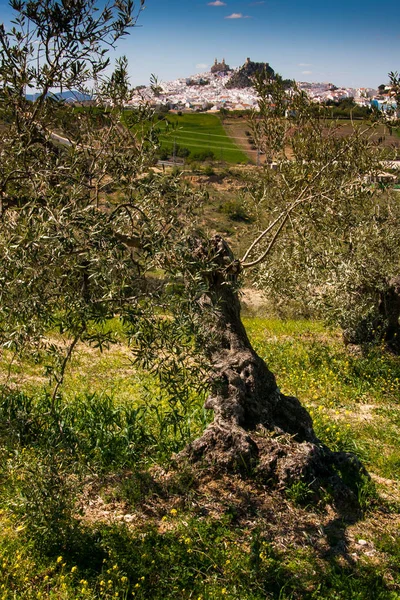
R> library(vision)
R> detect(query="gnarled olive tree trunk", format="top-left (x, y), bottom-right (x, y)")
top-left (181, 236), bottom-right (365, 493)
top-left (378, 277), bottom-right (400, 353)
top-left (343, 276), bottom-right (400, 354)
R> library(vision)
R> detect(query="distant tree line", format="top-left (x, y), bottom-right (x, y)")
top-left (186, 79), bottom-right (210, 87)
top-left (319, 97), bottom-right (375, 119)
top-left (158, 145), bottom-right (216, 162)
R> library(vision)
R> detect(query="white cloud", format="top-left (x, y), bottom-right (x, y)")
top-left (225, 12), bottom-right (251, 18)
top-left (302, 70), bottom-right (312, 75)
top-left (196, 63), bottom-right (209, 69)
top-left (298, 63), bottom-right (312, 67)
top-left (208, 1), bottom-right (226, 5)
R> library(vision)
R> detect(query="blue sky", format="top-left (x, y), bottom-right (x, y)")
top-left (1, 0), bottom-right (399, 88)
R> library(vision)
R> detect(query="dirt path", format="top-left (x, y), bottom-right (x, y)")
top-left (222, 118), bottom-right (257, 163)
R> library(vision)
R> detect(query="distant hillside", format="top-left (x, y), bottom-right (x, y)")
top-left (225, 59), bottom-right (275, 89)
top-left (26, 90), bottom-right (92, 102)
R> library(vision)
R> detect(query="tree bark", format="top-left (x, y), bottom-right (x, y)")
top-left (378, 276), bottom-right (400, 353)
top-left (343, 276), bottom-right (400, 354)
top-left (180, 236), bottom-right (366, 496)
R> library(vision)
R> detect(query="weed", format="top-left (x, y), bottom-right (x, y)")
top-left (0, 389), bottom-right (153, 471)
top-left (1, 317), bottom-right (400, 598)
top-left (356, 473), bottom-right (380, 513)
top-left (285, 480), bottom-right (314, 507)
top-left (4, 448), bottom-right (80, 554)
top-left (203, 165), bottom-right (215, 176)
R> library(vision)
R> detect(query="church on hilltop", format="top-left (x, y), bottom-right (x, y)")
top-left (211, 58), bottom-right (231, 74)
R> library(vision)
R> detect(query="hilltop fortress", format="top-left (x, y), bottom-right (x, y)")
top-left (225, 58), bottom-right (275, 89)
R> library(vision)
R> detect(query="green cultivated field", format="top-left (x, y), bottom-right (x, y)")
top-left (157, 113), bottom-right (250, 164)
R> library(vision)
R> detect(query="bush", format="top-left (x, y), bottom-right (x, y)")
top-left (158, 148), bottom-right (170, 161)
top-left (176, 146), bottom-right (190, 158)
top-left (191, 150), bottom-right (215, 162)
top-left (5, 448), bottom-right (80, 554)
top-left (203, 165), bottom-right (215, 176)
top-left (220, 199), bottom-right (252, 222)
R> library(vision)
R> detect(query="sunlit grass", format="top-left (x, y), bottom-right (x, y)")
top-left (1, 316), bottom-right (400, 599)
top-left (2, 317), bottom-right (400, 477)
top-left (157, 114), bottom-right (250, 164)
top-left (244, 317), bottom-right (400, 478)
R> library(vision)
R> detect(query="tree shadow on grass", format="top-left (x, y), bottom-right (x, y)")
top-left (61, 506), bottom-right (395, 600)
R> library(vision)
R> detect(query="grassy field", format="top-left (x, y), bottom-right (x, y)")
top-left (222, 117), bottom-right (258, 162)
top-left (156, 114), bottom-right (400, 168)
top-left (157, 113), bottom-right (251, 164)
top-left (1, 317), bottom-right (399, 599)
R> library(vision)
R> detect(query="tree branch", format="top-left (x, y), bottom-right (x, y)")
top-left (240, 126), bottom-right (379, 269)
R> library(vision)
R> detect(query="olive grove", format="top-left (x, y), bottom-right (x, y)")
top-left (0, 0), bottom-right (390, 494)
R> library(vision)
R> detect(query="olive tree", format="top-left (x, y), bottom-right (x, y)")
top-left (0, 0), bottom-right (380, 491)
top-left (248, 75), bottom-right (400, 351)
top-left (388, 71), bottom-right (400, 104)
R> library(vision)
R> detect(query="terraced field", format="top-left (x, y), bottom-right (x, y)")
top-left (158, 113), bottom-right (251, 164)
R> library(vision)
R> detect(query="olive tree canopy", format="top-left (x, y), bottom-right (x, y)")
top-left (247, 75), bottom-right (400, 351)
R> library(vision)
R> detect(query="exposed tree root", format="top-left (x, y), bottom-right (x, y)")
top-left (180, 425), bottom-right (367, 507)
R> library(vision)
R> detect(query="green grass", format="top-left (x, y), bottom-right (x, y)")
top-left (245, 318), bottom-right (400, 474)
top-left (157, 114), bottom-right (250, 164)
top-left (1, 317), bottom-right (400, 599)
top-left (2, 316), bottom-right (400, 478)
top-left (0, 501), bottom-right (399, 599)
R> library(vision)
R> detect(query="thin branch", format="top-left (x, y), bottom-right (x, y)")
top-left (240, 210), bottom-right (288, 263)
top-left (241, 128), bottom-right (378, 267)
top-left (51, 333), bottom-right (80, 407)
top-left (242, 211), bottom-right (290, 269)
top-left (110, 202), bottom-right (148, 222)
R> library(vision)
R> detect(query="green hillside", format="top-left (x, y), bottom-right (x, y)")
top-left (157, 113), bottom-right (250, 164)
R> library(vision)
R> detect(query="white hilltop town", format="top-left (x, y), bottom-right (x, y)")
top-left (126, 58), bottom-right (398, 114)
top-left (129, 58), bottom-right (260, 112)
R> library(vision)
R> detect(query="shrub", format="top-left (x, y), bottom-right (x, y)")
top-left (5, 448), bottom-right (80, 554)
top-left (176, 146), bottom-right (190, 158)
top-left (203, 165), bottom-right (215, 176)
top-left (220, 199), bottom-right (252, 222)
top-left (191, 150), bottom-right (215, 162)
top-left (158, 148), bottom-right (170, 161)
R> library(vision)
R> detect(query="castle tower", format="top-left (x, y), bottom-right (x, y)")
top-left (211, 58), bottom-right (231, 74)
